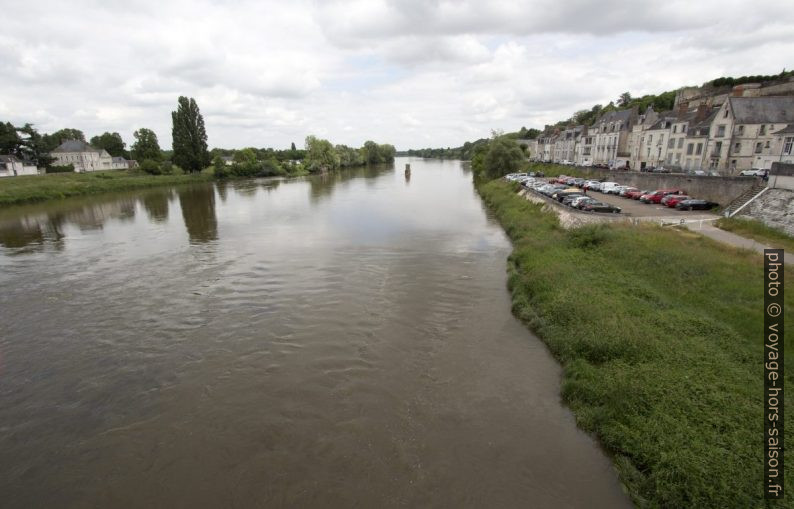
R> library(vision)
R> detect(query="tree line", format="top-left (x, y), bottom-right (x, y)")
top-left (2, 95), bottom-right (395, 178)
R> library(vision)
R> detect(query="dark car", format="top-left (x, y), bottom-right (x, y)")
top-left (561, 194), bottom-right (585, 206)
top-left (582, 201), bottom-right (621, 213)
top-left (674, 199), bottom-right (719, 211)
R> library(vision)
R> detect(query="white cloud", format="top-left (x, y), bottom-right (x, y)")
top-left (0, 0), bottom-right (792, 150)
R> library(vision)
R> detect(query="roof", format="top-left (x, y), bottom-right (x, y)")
top-left (729, 97), bottom-right (794, 124)
top-left (112, 156), bottom-right (127, 163)
top-left (772, 124), bottom-right (794, 135)
top-left (52, 140), bottom-right (101, 153)
top-left (596, 108), bottom-right (635, 125)
top-left (0, 154), bottom-right (19, 162)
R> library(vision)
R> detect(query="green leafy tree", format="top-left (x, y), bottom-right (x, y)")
top-left (171, 96), bottom-right (209, 173)
top-left (476, 135), bottom-right (525, 179)
top-left (304, 135), bottom-right (339, 173)
top-left (618, 92), bottom-right (632, 107)
top-left (131, 128), bottom-right (162, 161)
top-left (90, 132), bottom-right (126, 157)
top-left (41, 128), bottom-right (86, 151)
top-left (212, 154), bottom-right (230, 178)
top-left (0, 122), bottom-right (21, 154)
top-left (362, 140), bottom-right (383, 164)
top-left (378, 143), bottom-right (396, 163)
top-left (290, 142), bottom-right (296, 151)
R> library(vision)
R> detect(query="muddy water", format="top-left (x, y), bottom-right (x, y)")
top-left (0, 158), bottom-right (630, 508)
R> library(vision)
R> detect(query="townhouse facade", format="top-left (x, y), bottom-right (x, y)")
top-left (526, 85), bottom-right (794, 175)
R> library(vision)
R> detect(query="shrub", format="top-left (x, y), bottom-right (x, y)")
top-left (139, 159), bottom-right (162, 175)
top-left (45, 164), bottom-right (74, 174)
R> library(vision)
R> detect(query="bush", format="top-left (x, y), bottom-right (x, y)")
top-left (139, 159), bottom-right (162, 175)
top-left (45, 164), bottom-right (74, 174)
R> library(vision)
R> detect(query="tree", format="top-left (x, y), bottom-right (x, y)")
top-left (131, 128), bottom-right (162, 161)
top-left (618, 92), bottom-right (632, 107)
top-left (90, 132), bottom-right (126, 157)
top-left (362, 140), bottom-right (383, 164)
top-left (17, 124), bottom-right (54, 167)
top-left (41, 128), bottom-right (85, 151)
top-left (304, 135), bottom-right (339, 173)
top-left (476, 135), bottom-right (524, 179)
top-left (0, 122), bottom-right (21, 154)
top-left (171, 96), bottom-right (209, 173)
top-left (290, 142), bottom-right (296, 151)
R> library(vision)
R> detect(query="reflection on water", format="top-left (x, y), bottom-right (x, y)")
top-left (0, 159), bottom-right (630, 508)
top-left (141, 189), bottom-right (171, 223)
top-left (177, 184), bottom-right (217, 244)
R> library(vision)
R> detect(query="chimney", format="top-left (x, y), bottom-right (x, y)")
top-left (678, 100), bottom-right (689, 116)
top-left (695, 104), bottom-right (710, 122)
top-left (732, 85), bottom-right (744, 97)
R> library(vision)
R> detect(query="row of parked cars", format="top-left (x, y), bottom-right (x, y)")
top-left (547, 175), bottom-right (720, 211)
top-left (506, 173), bottom-right (622, 213)
top-left (505, 173), bottom-right (720, 211)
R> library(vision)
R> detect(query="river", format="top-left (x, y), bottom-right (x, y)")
top-left (0, 158), bottom-right (630, 508)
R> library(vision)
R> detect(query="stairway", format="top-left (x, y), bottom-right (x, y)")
top-left (723, 181), bottom-right (768, 217)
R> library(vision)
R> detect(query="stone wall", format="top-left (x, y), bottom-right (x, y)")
top-left (740, 189), bottom-right (794, 235)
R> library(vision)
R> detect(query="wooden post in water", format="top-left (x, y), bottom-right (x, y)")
top-left (404, 163), bottom-right (411, 181)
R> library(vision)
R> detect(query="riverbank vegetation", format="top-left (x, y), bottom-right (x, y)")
top-left (0, 171), bottom-right (213, 207)
top-left (477, 178), bottom-right (792, 507)
top-left (716, 216), bottom-right (794, 252)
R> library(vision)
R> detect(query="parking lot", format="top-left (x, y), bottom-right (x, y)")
top-left (592, 191), bottom-right (719, 220)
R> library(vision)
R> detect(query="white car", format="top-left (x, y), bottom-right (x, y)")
top-left (739, 169), bottom-right (766, 177)
top-left (600, 182), bottom-right (621, 194)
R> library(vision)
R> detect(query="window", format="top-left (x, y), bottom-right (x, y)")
top-left (737, 125), bottom-right (744, 135)
top-left (760, 125), bottom-right (766, 136)
top-left (714, 141), bottom-right (722, 155)
top-left (755, 142), bottom-right (762, 154)
top-left (784, 137), bottom-right (794, 155)
top-left (717, 125), bottom-right (726, 137)
top-left (667, 154), bottom-right (673, 164)
top-left (682, 125), bottom-right (687, 133)
top-left (687, 143), bottom-right (694, 155)
top-left (673, 125), bottom-right (678, 134)
top-left (696, 143), bottom-right (703, 155)
top-left (724, 108), bottom-right (729, 118)
top-left (734, 142), bottom-right (741, 153)
top-left (765, 141), bottom-right (770, 148)
top-left (668, 138), bottom-right (675, 149)
top-left (658, 135), bottom-right (664, 146)
top-left (678, 138), bottom-right (684, 149)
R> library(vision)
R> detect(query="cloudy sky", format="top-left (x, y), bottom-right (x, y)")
top-left (1, 0), bottom-right (793, 150)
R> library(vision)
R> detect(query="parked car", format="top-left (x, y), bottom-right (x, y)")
top-left (739, 169), bottom-right (766, 176)
top-left (582, 201), bottom-right (621, 213)
top-left (600, 182), bottom-right (621, 194)
top-left (626, 189), bottom-right (648, 200)
top-left (675, 199), bottom-right (719, 211)
top-left (663, 195), bottom-right (692, 208)
top-left (652, 167), bottom-right (671, 174)
top-left (620, 186), bottom-right (639, 197)
top-left (584, 181), bottom-right (602, 192)
top-left (553, 188), bottom-right (583, 201)
top-left (571, 196), bottom-right (597, 209)
top-left (641, 189), bottom-right (685, 204)
top-left (561, 194), bottom-right (585, 206)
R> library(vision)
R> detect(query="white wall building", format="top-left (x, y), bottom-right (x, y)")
top-left (0, 155), bottom-right (39, 177)
top-left (51, 140), bottom-right (130, 172)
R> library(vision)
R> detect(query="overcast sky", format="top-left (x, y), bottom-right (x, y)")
top-left (1, 0), bottom-right (793, 150)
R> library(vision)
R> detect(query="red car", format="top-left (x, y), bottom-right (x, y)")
top-left (664, 195), bottom-right (692, 208)
top-left (626, 189), bottom-right (648, 200)
top-left (642, 189), bottom-right (685, 204)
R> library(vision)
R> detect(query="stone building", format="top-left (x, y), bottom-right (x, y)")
top-left (51, 140), bottom-right (133, 172)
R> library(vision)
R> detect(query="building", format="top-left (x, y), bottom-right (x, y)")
top-left (591, 108), bottom-right (637, 167)
top-left (51, 140), bottom-right (133, 172)
top-left (0, 155), bottom-right (39, 177)
top-left (704, 96), bottom-right (794, 173)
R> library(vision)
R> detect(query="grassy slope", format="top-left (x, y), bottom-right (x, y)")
top-left (0, 171), bottom-right (214, 207)
top-left (716, 217), bottom-right (794, 253)
top-left (479, 179), bottom-right (793, 508)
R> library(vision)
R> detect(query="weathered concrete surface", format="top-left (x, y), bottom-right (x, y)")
top-left (739, 188), bottom-right (794, 235)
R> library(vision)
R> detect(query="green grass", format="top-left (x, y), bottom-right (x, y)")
top-left (0, 170), bottom-right (214, 207)
top-left (716, 217), bottom-right (794, 252)
top-left (478, 178), bottom-right (793, 508)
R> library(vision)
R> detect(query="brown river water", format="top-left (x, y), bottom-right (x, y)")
top-left (0, 158), bottom-right (631, 508)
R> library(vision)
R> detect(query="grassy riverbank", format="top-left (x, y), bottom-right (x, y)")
top-left (478, 179), bottom-right (793, 507)
top-left (0, 171), bottom-right (215, 207)
top-left (716, 216), bottom-right (794, 252)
